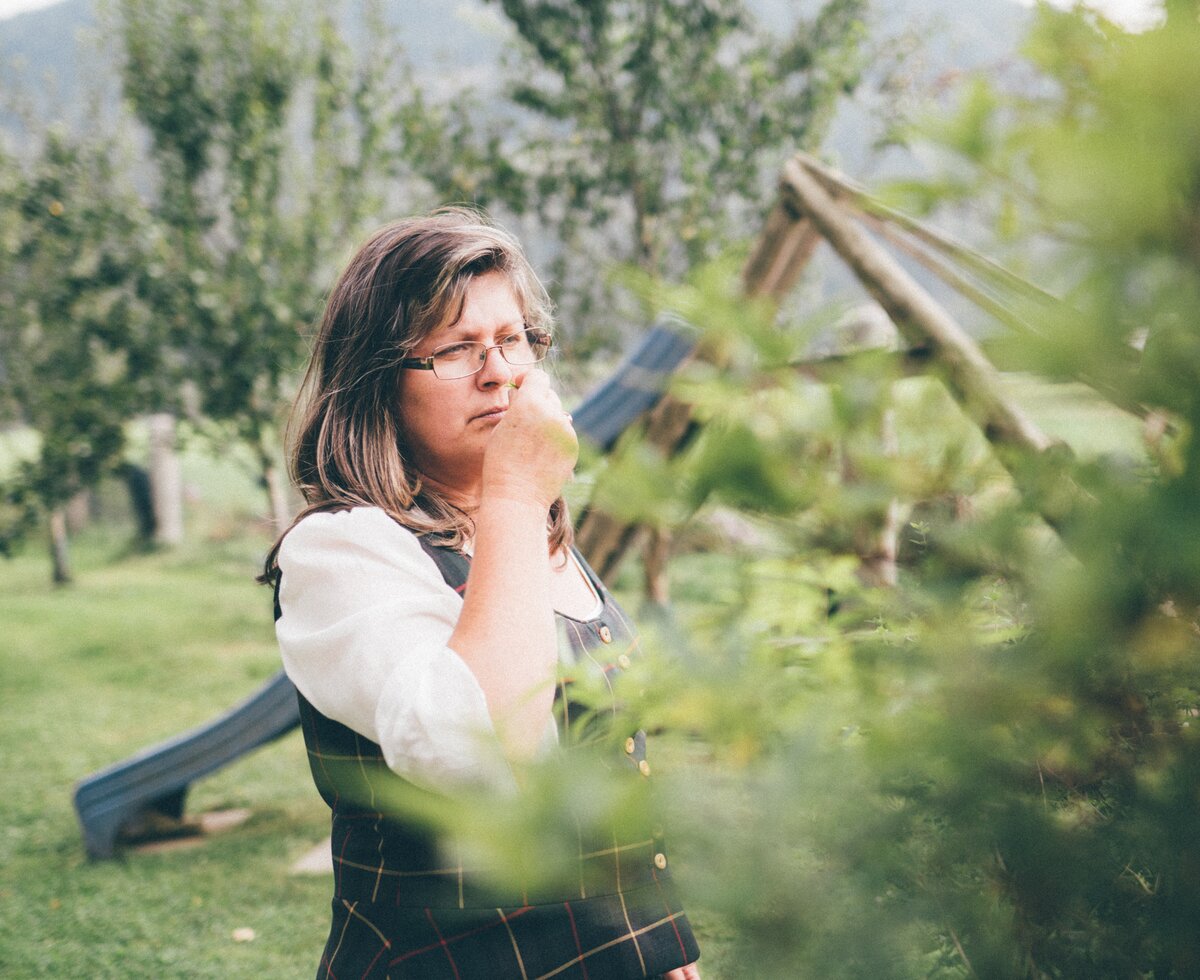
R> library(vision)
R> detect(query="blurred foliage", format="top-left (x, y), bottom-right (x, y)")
top-left (405, 0), bottom-right (875, 352)
top-left (0, 130), bottom-right (156, 555)
top-left (112, 0), bottom-right (403, 501)
top-left (432, 5), bottom-right (1200, 977)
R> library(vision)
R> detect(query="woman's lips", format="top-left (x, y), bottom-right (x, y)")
top-left (471, 406), bottom-right (508, 422)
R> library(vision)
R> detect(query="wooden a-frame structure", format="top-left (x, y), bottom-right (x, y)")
top-left (575, 152), bottom-right (1119, 591)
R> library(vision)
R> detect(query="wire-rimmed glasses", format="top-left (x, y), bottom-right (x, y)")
top-left (400, 328), bottom-right (553, 380)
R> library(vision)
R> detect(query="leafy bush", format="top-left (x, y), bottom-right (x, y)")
top-left (461, 7), bottom-right (1200, 976)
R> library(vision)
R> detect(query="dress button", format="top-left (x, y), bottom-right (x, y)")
top-left (617, 653), bottom-right (632, 670)
top-left (639, 759), bottom-right (651, 777)
top-left (625, 737), bottom-right (636, 754)
top-left (598, 624), bottom-right (613, 643)
top-left (654, 853), bottom-right (667, 870)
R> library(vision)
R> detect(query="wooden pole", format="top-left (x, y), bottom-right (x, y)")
top-left (575, 196), bottom-right (824, 578)
top-left (779, 154), bottom-right (1080, 531)
top-left (579, 150), bottom-right (1087, 576)
top-left (857, 205), bottom-right (1151, 424)
top-left (742, 205), bottom-right (822, 300)
top-left (797, 155), bottom-right (1063, 309)
top-left (575, 387), bottom-right (699, 580)
top-left (782, 155), bottom-right (1055, 455)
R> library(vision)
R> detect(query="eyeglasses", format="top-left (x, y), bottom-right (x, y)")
top-left (400, 328), bottom-right (553, 380)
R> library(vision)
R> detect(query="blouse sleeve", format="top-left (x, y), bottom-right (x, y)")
top-left (275, 507), bottom-right (519, 793)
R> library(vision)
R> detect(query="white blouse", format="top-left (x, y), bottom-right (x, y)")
top-left (275, 506), bottom-right (557, 794)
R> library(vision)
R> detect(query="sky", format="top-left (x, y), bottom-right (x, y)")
top-left (1011, 0), bottom-right (1164, 29)
top-left (0, 0), bottom-right (1166, 29)
top-left (0, 0), bottom-right (59, 18)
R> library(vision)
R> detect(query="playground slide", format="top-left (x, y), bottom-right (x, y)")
top-left (570, 315), bottom-right (696, 451)
top-left (74, 670), bottom-right (300, 859)
top-left (73, 317), bottom-right (695, 859)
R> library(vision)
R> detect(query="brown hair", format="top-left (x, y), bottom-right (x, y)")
top-left (261, 207), bottom-right (571, 582)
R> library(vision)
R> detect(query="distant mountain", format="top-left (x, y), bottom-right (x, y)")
top-left (0, 0), bottom-right (97, 128)
top-left (1, 0), bottom-right (1033, 153)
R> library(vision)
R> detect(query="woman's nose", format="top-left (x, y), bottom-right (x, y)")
top-left (474, 344), bottom-right (516, 387)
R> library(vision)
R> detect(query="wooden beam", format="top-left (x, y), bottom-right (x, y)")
top-left (797, 155), bottom-right (1063, 309)
top-left (779, 154), bottom-right (1081, 531)
top-left (575, 394), bottom-right (696, 580)
top-left (782, 155), bottom-right (1055, 453)
top-left (742, 203), bottom-right (822, 299)
top-left (577, 187), bottom-right (824, 577)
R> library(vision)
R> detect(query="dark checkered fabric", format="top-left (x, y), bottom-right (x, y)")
top-left (288, 537), bottom-right (700, 979)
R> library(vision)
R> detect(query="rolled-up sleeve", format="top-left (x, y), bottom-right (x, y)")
top-left (275, 507), bottom-right (513, 792)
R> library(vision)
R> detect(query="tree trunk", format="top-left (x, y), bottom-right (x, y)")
top-left (123, 463), bottom-right (157, 544)
top-left (262, 456), bottom-right (292, 533)
top-left (48, 507), bottom-right (72, 585)
top-left (642, 527), bottom-right (672, 607)
top-left (65, 489), bottom-right (92, 534)
top-left (148, 413), bottom-right (185, 547)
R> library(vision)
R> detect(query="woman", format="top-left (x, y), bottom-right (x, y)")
top-left (263, 208), bottom-right (701, 979)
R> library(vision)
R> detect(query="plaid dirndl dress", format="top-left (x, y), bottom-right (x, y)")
top-left (293, 541), bottom-right (700, 980)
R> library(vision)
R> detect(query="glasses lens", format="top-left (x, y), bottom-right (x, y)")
top-left (501, 329), bottom-right (552, 365)
top-left (431, 342), bottom-right (484, 380)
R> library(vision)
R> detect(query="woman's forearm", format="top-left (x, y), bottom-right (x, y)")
top-left (448, 496), bottom-right (558, 759)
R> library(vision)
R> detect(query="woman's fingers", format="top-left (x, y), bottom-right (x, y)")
top-left (482, 370), bottom-right (577, 507)
top-left (663, 965), bottom-right (701, 980)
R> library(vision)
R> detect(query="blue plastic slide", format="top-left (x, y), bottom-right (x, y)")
top-left (73, 318), bottom-right (695, 859)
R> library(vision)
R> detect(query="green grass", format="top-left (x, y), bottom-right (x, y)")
top-left (0, 520), bottom-right (333, 979)
top-left (999, 373), bottom-right (1145, 459)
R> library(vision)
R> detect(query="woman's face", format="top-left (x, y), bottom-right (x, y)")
top-left (398, 270), bottom-right (539, 498)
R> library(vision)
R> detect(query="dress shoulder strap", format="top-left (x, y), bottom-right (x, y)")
top-left (417, 535), bottom-right (471, 594)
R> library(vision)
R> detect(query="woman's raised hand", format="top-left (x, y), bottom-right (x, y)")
top-left (481, 370), bottom-right (578, 510)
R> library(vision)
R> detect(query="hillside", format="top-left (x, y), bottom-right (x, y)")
top-left (0, 0), bottom-right (1032, 155)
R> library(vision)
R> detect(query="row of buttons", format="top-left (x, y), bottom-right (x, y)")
top-left (603, 624), bottom-right (661, 870)
top-left (624, 737), bottom-right (651, 776)
top-left (598, 622), bottom-right (633, 670)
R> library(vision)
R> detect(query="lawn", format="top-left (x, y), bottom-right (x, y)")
top-left (0, 519), bottom-right (334, 978)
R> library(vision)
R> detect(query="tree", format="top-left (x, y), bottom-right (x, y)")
top-left (407, 0), bottom-right (871, 343)
top-left (113, 0), bottom-right (400, 530)
top-left (632, 4), bottom-right (1200, 974)
top-left (0, 130), bottom-right (156, 581)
